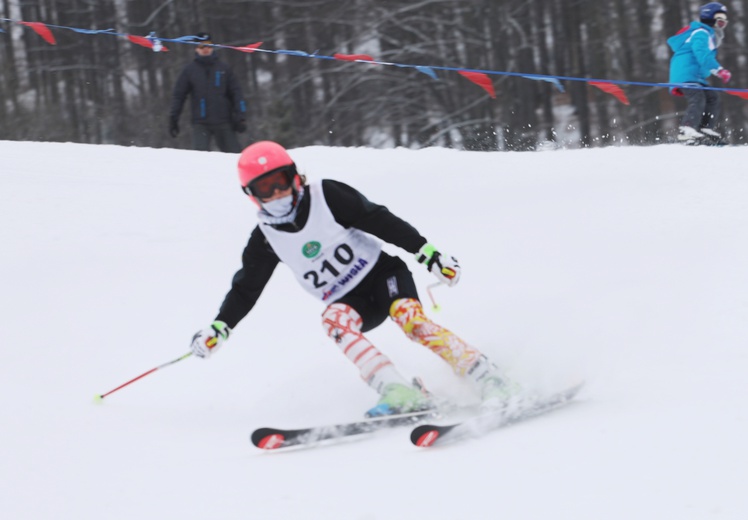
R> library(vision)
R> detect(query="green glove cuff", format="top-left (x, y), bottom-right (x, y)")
top-left (211, 320), bottom-right (231, 340)
top-left (415, 243), bottom-right (437, 265)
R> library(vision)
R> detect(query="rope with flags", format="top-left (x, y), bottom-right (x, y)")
top-left (2, 16), bottom-right (748, 104)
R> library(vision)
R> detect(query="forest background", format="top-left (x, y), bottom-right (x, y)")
top-left (1, 0), bottom-right (747, 151)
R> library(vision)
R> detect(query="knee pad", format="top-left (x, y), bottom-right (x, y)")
top-left (322, 302), bottom-right (363, 340)
top-left (389, 298), bottom-right (429, 338)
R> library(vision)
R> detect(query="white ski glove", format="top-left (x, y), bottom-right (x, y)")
top-left (190, 320), bottom-right (231, 359)
top-left (415, 243), bottom-right (461, 287)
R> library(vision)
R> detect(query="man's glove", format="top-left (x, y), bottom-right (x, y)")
top-left (415, 243), bottom-right (461, 287)
top-left (190, 321), bottom-right (231, 359)
top-left (169, 117), bottom-right (180, 138)
top-left (233, 118), bottom-right (247, 133)
top-left (714, 68), bottom-right (732, 83)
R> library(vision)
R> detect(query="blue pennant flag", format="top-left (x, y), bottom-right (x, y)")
top-left (70, 28), bottom-right (116, 35)
top-left (522, 75), bottom-right (565, 93)
top-left (276, 50), bottom-right (310, 57)
top-left (415, 66), bottom-right (439, 80)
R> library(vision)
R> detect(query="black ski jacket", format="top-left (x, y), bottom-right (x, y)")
top-left (215, 180), bottom-right (428, 328)
top-left (169, 54), bottom-right (247, 126)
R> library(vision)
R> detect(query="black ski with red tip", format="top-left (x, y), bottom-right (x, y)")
top-left (411, 383), bottom-right (584, 448)
top-left (252, 409), bottom-right (436, 450)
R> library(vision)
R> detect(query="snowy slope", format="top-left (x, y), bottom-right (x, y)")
top-left (1, 141), bottom-right (747, 520)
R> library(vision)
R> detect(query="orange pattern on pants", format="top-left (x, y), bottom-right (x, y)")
top-left (389, 298), bottom-right (480, 375)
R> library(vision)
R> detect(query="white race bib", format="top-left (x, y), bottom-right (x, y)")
top-left (261, 182), bottom-right (382, 302)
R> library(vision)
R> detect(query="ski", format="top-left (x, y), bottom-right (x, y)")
top-left (251, 409), bottom-right (437, 450)
top-left (411, 383), bottom-right (584, 448)
top-left (678, 135), bottom-right (729, 147)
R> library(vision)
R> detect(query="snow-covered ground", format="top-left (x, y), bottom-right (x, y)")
top-left (2, 141), bottom-right (747, 520)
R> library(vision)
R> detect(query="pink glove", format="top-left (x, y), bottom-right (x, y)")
top-left (715, 68), bottom-right (732, 83)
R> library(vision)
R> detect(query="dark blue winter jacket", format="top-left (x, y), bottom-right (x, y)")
top-left (170, 54), bottom-right (247, 126)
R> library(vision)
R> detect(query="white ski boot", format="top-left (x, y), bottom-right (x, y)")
top-left (467, 355), bottom-right (523, 412)
top-left (677, 126), bottom-right (704, 145)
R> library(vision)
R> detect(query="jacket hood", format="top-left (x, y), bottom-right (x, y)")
top-left (668, 21), bottom-right (713, 52)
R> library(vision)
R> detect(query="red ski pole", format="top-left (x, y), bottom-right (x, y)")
top-left (94, 352), bottom-right (192, 402)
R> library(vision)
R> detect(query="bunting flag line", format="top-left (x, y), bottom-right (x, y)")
top-left (1, 16), bottom-right (746, 103)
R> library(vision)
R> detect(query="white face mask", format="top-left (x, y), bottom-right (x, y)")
top-left (261, 194), bottom-right (295, 217)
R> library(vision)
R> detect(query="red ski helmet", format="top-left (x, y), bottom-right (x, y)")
top-left (237, 141), bottom-right (301, 205)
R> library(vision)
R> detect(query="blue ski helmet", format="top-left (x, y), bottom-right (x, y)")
top-left (700, 3), bottom-right (727, 24)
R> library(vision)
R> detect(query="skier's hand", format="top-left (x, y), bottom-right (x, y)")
top-left (714, 68), bottom-right (732, 84)
top-left (415, 243), bottom-right (461, 287)
top-left (190, 321), bottom-right (231, 359)
top-left (169, 117), bottom-right (180, 138)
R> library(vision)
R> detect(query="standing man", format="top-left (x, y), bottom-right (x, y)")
top-left (169, 32), bottom-right (248, 153)
top-left (667, 3), bottom-right (731, 144)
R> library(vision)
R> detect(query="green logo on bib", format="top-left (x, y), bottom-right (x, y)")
top-left (302, 241), bottom-right (322, 258)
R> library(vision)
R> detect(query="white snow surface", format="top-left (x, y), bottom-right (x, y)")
top-left (2, 141), bottom-right (747, 520)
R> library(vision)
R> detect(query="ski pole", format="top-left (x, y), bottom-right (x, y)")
top-left (94, 351), bottom-right (192, 402)
top-left (426, 282), bottom-right (443, 312)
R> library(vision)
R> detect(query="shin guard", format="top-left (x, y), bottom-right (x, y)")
top-left (390, 298), bottom-right (481, 376)
top-left (322, 303), bottom-right (408, 394)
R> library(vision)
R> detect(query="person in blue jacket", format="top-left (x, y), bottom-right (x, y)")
top-left (667, 3), bottom-right (731, 142)
top-left (169, 32), bottom-right (248, 153)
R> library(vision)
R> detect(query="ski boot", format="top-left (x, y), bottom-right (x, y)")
top-left (479, 374), bottom-right (525, 414)
top-left (677, 126), bottom-right (705, 146)
top-left (699, 128), bottom-right (728, 146)
top-left (466, 355), bottom-right (524, 413)
top-left (365, 379), bottom-right (436, 418)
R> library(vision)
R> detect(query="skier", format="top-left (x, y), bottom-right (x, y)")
top-left (189, 141), bottom-right (515, 417)
top-left (667, 2), bottom-right (731, 144)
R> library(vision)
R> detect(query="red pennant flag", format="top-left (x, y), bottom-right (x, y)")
top-left (458, 71), bottom-right (496, 98)
top-left (333, 53), bottom-right (375, 62)
top-left (127, 35), bottom-right (168, 52)
top-left (589, 81), bottom-right (630, 105)
top-left (726, 90), bottom-right (748, 100)
top-left (232, 42), bottom-right (264, 53)
top-left (19, 21), bottom-right (56, 45)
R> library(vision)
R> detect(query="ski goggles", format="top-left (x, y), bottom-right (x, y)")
top-left (714, 13), bottom-right (728, 28)
top-left (243, 167), bottom-right (296, 198)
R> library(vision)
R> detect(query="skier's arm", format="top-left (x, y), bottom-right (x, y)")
top-left (214, 226), bottom-right (280, 329)
top-left (322, 179), bottom-right (461, 287)
top-left (690, 30), bottom-right (722, 78)
top-left (226, 67), bottom-right (247, 122)
top-left (169, 68), bottom-right (191, 121)
top-left (322, 179), bottom-right (427, 254)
